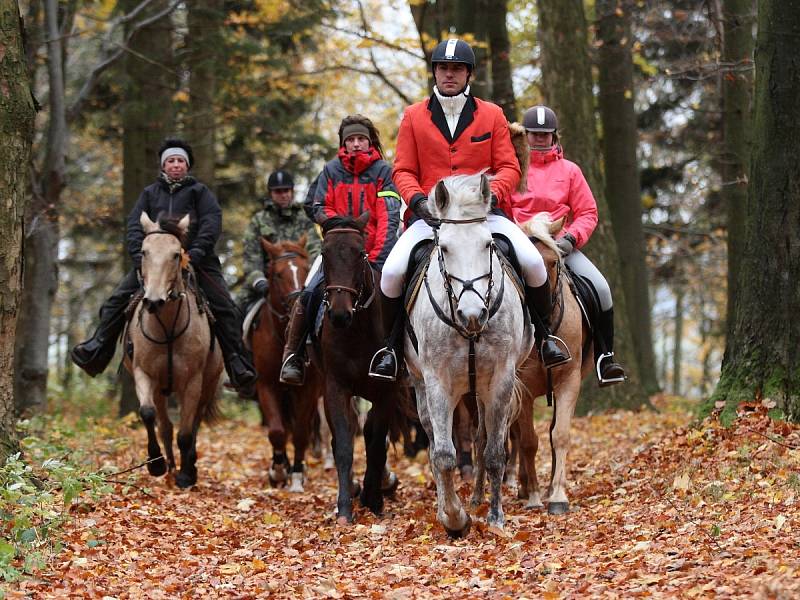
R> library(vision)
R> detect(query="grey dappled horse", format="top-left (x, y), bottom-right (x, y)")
top-left (405, 174), bottom-right (534, 537)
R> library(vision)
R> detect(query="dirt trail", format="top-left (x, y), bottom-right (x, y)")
top-left (7, 398), bottom-right (800, 599)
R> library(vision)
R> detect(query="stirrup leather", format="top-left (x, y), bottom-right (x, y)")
top-left (541, 334), bottom-right (572, 368)
top-left (368, 347), bottom-right (398, 381)
top-left (596, 352), bottom-right (626, 385)
top-left (279, 353), bottom-right (306, 385)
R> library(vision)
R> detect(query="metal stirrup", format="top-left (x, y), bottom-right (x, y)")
top-left (368, 347), bottom-right (398, 381)
top-left (279, 353), bottom-right (306, 385)
top-left (596, 352), bottom-right (625, 384)
top-left (542, 334), bottom-right (572, 367)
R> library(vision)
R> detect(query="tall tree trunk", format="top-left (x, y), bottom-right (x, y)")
top-left (0, 0), bottom-right (36, 458)
top-left (536, 0), bottom-right (649, 412)
top-left (713, 0), bottom-right (800, 422)
top-left (596, 0), bottom-right (659, 395)
top-left (452, 0), bottom-right (489, 99)
top-left (186, 0), bottom-right (222, 187)
top-left (14, 0), bottom-right (67, 414)
top-left (487, 0), bottom-right (517, 120)
top-left (409, 0), bottom-right (455, 90)
top-left (672, 279), bottom-right (684, 396)
top-left (718, 0), bottom-right (754, 361)
top-left (119, 0), bottom-right (175, 415)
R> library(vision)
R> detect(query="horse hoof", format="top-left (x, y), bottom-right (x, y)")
top-left (381, 472), bottom-right (399, 497)
top-left (336, 515), bottom-right (352, 526)
top-left (268, 467), bottom-right (288, 488)
top-left (288, 472), bottom-right (305, 493)
top-left (444, 515), bottom-right (472, 539)
top-left (323, 457), bottom-right (335, 470)
top-left (548, 501), bottom-right (569, 515)
top-left (148, 456), bottom-right (167, 477)
top-left (175, 472), bottom-right (196, 489)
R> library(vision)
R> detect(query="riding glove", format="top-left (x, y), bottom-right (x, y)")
top-left (414, 199), bottom-right (441, 229)
top-left (253, 279), bottom-right (269, 296)
top-left (556, 233), bottom-right (577, 257)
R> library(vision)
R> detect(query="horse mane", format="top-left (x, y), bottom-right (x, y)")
top-left (322, 215), bottom-right (361, 234)
top-left (280, 239), bottom-right (310, 259)
top-left (156, 214), bottom-right (189, 247)
top-left (522, 213), bottom-right (560, 256)
top-left (432, 173), bottom-right (492, 220)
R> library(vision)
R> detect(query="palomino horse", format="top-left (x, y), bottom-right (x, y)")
top-left (125, 213), bottom-right (223, 489)
top-left (313, 213), bottom-right (405, 523)
top-left (406, 174), bottom-right (534, 537)
top-left (514, 214), bottom-right (593, 514)
top-left (251, 235), bottom-right (324, 491)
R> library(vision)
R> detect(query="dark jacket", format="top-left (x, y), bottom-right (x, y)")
top-left (126, 176), bottom-right (222, 267)
top-left (304, 147), bottom-right (401, 268)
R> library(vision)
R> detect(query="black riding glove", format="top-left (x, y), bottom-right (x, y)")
top-left (414, 198), bottom-right (441, 229)
top-left (556, 233), bottom-right (576, 257)
top-left (253, 279), bottom-right (269, 296)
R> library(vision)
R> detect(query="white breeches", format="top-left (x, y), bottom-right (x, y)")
top-left (380, 215), bottom-right (548, 298)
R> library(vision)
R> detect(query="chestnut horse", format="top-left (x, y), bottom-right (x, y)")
top-left (312, 214), bottom-right (405, 523)
top-left (251, 235), bottom-right (323, 491)
top-left (125, 213), bottom-right (223, 489)
top-left (514, 214), bottom-right (593, 514)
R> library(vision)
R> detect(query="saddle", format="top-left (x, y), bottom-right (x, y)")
top-left (564, 267), bottom-right (600, 334)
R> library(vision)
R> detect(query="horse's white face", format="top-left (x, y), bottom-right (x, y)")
top-left (140, 213), bottom-right (189, 313)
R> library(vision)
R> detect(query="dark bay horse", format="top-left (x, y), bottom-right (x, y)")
top-left (312, 214), bottom-right (406, 524)
top-left (514, 214), bottom-right (593, 514)
top-left (251, 235), bottom-right (323, 491)
top-left (125, 213), bottom-right (223, 489)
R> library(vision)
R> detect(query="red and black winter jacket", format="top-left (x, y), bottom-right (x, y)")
top-left (305, 147), bottom-right (401, 268)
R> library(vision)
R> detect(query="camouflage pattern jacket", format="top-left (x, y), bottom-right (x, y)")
top-left (242, 200), bottom-right (321, 292)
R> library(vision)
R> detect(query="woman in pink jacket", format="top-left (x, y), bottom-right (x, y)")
top-left (512, 105), bottom-right (625, 386)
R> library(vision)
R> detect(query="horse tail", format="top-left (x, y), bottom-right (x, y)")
top-left (509, 371), bottom-right (529, 426)
top-left (200, 380), bottom-right (223, 426)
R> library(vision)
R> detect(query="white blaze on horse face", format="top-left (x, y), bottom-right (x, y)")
top-left (288, 261), bottom-right (300, 290)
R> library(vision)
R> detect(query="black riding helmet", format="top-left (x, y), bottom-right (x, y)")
top-left (267, 170), bottom-right (294, 191)
top-left (430, 38), bottom-right (476, 73)
top-left (522, 105), bottom-right (558, 133)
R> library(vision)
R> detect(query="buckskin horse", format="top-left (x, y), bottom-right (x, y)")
top-left (405, 174), bottom-right (534, 537)
top-left (312, 213), bottom-right (404, 524)
top-left (250, 235), bottom-right (323, 491)
top-left (513, 213), bottom-right (594, 514)
top-left (125, 213), bottom-right (223, 489)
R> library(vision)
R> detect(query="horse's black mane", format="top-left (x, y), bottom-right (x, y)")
top-left (322, 216), bottom-right (362, 234)
top-left (157, 214), bottom-right (189, 246)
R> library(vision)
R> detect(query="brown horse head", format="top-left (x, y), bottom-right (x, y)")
top-left (321, 212), bottom-right (370, 328)
top-left (260, 235), bottom-right (310, 314)
top-left (139, 212), bottom-right (189, 314)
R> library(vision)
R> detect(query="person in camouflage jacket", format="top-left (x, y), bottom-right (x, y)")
top-left (240, 170), bottom-right (321, 310)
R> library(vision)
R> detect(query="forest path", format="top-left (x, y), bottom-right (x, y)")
top-left (7, 397), bottom-right (800, 599)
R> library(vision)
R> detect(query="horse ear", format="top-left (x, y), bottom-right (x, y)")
top-left (480, 174), bottom-right (491, 205)
top-left (549, 216), bottom-right (566, 235)
top-left (356, 211), bottom-right (370, 231)
top-left (177, 214), bottom-right (190, 235)
top-left (297, 233), bottom-right (308, 248)
top-left (260, 237), bottom-right (277, 255)
top-left (434, 180), bottom-right (449, 212)
top-left (140, 212), bottom-right (159, 234)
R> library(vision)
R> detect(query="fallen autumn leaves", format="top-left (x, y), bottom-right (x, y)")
top-left (5, 397), bottom-right (800, 599)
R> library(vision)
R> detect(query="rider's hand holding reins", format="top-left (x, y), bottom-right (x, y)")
top-left (556, 232), bottom-right (576, 257)
top-left (414, 198), bottom-right (441, 229)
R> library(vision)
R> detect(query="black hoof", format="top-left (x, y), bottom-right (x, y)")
top-left (548, 501), bottom-right (569, 515)
top-left (444, 515), bottom-right (472, 539)
top-left (360, 488), bottom-right (384, 515)
top-left (175, 471), bottom-right (197, 489)
top-left (147, 456), bottom-right (167, 477)
top-left (381, 472), bottom-right (400, 497)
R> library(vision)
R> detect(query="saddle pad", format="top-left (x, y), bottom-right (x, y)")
top-left (404, 241), bottom-right (435, 314)
top-left (242, 298), bottom-right (265, 350)
top-left (567, 268), bottom-right (600, 332)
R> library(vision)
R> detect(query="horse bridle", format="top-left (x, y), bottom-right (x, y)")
top-left (321, 228), bottom-right (376, 312)
top-left (266, 251), bottom-right (306, 321)
top-left (424, 217), bottom-right (506, 342)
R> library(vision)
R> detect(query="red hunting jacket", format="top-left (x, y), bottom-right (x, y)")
top-left (511, 146), bottom-right (598, 249)
top-left (305, 147), bottom-right (401, 267)
top-left (393, 94), bottom-right (521, 223)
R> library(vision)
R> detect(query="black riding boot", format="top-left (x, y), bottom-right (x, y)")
top-left (526, 280), bottom-right (571, 368)
top-left (71, 269), bottom-right (139, 376)
top-left (368, 291), bottom-right (404, 380)
top-left (595, 308), bottom-right (626, 386)
top-left (279, 299), bottom-right (310, 386)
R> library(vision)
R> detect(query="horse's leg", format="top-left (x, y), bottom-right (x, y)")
top-left (154, 394), bottom-right (175, 472)
top-left (324, 381), bottom-right (356, 523)
top-left (425, 379), bottom-right (470, 538)
top-left (175, 375), bottom-right (204, 489)
top-left (134, 368), bottom-right (167, 477)
top-left (454, 399), bottom-right (474, 482)
top-left (257, 380), bottom-right (289, 487)
top-left (318, 396), bottom-right (335, 470)
top-left (470, 400), bottom-right (488, 508)
top-left (547, 373), bottom-right (581, 514)
top-left (288, 389), bottom-right (317, 493)
top-left (517, 393), bottom-right (543, 509)
top-left (505, 423), bottom-right (519, 488)
top-left (482, 375), bottom-right (515, 529)
top-left (359, 402), bottom-right (390, 515)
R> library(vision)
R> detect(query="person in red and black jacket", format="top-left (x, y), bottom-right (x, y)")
top-left (278, 115), bottom-right (402, 385)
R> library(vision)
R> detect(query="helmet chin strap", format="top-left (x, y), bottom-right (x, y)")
top-left (531, 144), bottom-right (555, 152)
